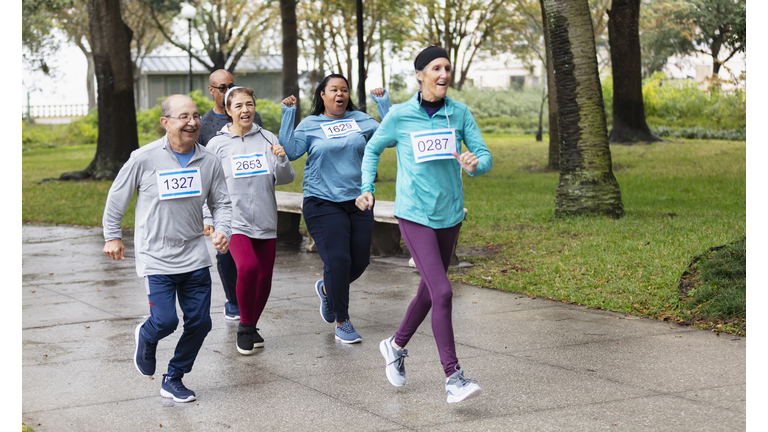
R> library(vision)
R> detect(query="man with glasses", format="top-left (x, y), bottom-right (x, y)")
top-left (199, 69), bottom-right (261, 322)
top-left (102, 94), bottom-right (232, 403)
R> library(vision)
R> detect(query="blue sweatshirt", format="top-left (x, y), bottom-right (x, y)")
top-left (360, 92), bottom-right (492, 229)
top-left (278, 92), bottom-right (392, 202)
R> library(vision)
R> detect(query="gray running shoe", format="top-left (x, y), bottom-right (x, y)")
top-left (445, 366), bottom-right (482, 403)
top-left (380, 336), bottom-right (408, 387)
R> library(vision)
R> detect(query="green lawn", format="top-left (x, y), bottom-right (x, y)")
top-left (22, 136), bottom-right (746, 334)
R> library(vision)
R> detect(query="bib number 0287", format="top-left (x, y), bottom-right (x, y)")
top-left (410, 128), bottom-right (457, 163)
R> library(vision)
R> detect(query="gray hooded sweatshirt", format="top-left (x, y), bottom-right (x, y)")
top-left (203, 124), bottom-right (295, 239)
top-left (103, 135), bottom-right (232, 277)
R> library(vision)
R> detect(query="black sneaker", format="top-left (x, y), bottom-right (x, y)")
top-left (160, 374), bottom-right (196, 403)
top-left (134, 323), bottom-right (157, 377)
top-left (237, 323), bottom-right (255, 355)
top-left (253, 328), bottom-right (265, 348)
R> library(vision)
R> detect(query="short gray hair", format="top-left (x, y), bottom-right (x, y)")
top-left (160, 95), bottom-right (193, 118)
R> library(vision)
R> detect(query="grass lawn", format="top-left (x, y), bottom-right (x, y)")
top-left (22, 135), bottom-right (746, 334)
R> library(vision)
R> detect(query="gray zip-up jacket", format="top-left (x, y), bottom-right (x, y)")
top-left (203, 124), bottom-right (295, 239)
top-left (102, 135), bottom-right (232, 277)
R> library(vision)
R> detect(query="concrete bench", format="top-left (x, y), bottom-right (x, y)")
top-left (275, 191), bottom-right (468, 263)
top-left (275, 191), bottom-right (403, 256)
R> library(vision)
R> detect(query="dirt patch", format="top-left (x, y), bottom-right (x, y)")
top-left (457, 244), bottom-right (502, 258)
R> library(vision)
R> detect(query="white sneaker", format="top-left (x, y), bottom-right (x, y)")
top-left (445, 366), bottom-right (482, 403)
top-left (379, 336), bottom-right (408, 387)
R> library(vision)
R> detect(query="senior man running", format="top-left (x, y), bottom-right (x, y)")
top-left (102, 94), bottom-right (232, 403)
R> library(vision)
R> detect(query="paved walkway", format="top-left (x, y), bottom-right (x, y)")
top-left (22, 224), bottom-right (746, 431)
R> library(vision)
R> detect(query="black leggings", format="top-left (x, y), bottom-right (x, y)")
top-left (302, 196), bottom-right (374, 322)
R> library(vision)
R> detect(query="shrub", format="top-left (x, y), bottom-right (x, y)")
top-left (684, 237), bottom-right (746, 321)
top-left (603, 72), bottom-right (746, 139)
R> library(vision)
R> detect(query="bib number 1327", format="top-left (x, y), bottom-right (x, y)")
top-left (156, 168), bottom-right (202, 200)
top-left (410, 128), bottom-right (457, 163)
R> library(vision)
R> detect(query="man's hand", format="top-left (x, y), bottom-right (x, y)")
top-left (211, 232), bottom-right (229, 254)
top-left (452, 151), bottom-right (479, 173)
top-left (203, 225), bottom-right (213, 236)
top-left (103, 239), bottom-right (125, 261)
top-left (355, 191), bottom-right (375, 211)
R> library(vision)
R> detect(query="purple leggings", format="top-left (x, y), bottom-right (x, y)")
top-left (228, 235), bottom-right (276, 325)
top-left (394, 218), bottom-right (462, 377)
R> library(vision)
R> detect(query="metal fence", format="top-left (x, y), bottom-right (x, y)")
top-left (22, 104), bottom-right (91, 119)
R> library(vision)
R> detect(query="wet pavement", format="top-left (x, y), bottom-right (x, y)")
top-left (22, 224), bottom-right (746, 431)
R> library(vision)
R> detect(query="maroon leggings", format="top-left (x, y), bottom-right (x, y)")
top-left (394, 218), bottom-right (462, 377)
top-left (228, 235), bottom-right (276, 325)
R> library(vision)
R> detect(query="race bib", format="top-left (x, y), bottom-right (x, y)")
top-left (321, 118), bottom-right (361, 139)
top-left (231, 152), bottom-right (270, 178)
top-left (410, 128), bottom-right (457, 163)
top-left (156, 168), bottom-right (202, 200)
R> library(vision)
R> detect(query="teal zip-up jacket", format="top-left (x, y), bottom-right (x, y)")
top-left (278, 92), bottom-right (392, 202)
top-left (360, 92), bottom-right (492, 229)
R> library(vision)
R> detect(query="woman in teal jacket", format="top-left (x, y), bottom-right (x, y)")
top-left (356, 46), bottom-right (492, 404)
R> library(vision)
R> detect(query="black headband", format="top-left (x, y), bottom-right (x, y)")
top-left (414, 46), bottom-right (449, 71)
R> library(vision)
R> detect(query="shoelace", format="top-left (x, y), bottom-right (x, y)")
top-left (453, 365), bottom-right (478, 385)
top-left (338, 321), bottom-right (355, 333)
top-left (143, 341), bottom-right (157, 360)
top-left (392, 349), bottom-right (409, 371)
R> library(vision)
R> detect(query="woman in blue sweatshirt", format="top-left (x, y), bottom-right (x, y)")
top-left (279, 74), bottom-right (390, 344)
top-left (356, 46), bottom-right (492, 403)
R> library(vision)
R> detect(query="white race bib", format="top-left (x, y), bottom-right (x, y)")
top-left (231, 152), bottom-right (270, 178)
top-left (410, 128), bottom-right (457, 163)
top-left (156, 168), bottom-right (202, 200)
top-left (321, 118), bottom-right (361, 139)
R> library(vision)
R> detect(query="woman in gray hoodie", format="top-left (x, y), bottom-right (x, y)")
top-left (204, 86), bottom-right (295, 355)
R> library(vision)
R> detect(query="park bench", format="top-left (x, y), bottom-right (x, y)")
top-left (275, 191), bottom-right (402, 256)
top-left (275, 191), bottom-right (467, 264)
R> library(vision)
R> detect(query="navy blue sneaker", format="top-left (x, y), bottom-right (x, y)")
top-left (134, 323), bottom-right (157, 377)
top-left (160, 374), bottom-right (196, 403)
top-left (335, 320), bottom-right (362, 344)
top-left (315, 280), bottom-right (334, 323)
top-left (224, 301), bottom-right (240, 321)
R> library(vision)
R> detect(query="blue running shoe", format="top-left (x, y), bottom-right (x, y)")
top-left (335, 320), bottom-right (362, 344)
top-left (224, 301), bottom-right (240, 321)
top-left (315, 280), bottom-right (334, 323)
top-left (160, 374), bottom-right (196, 403)
top-left (134, 323), bottom-right (157, 377)
top-left (445, 365), bottom-right (482, 404)
top-left (380, 336), bottom-right (408, 386)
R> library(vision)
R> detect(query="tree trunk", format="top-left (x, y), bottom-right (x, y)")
top-left (607, 0), bottom-right (661, 144)
top-left (74, 38), bottom-right (97, 111)
top-left (280, 0), bottom-right (301, 127)
top-left (540, 0), bottom-right (559, 169)
top-left (63, 0), bottom-right (138, 181)
top-left (356, 0), bottom-right (367, 113)
top-left (543, 0), bottom-right (624, 219)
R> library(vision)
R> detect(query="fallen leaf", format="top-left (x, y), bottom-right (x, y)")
top-left (84, 326), bottom-right (90, 329)
top-left (31, 290), bottom-right (36, 293)
top-left (97, 288), bottom-right (101, 292)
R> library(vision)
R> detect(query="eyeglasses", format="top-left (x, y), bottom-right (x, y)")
top-left (210, 83), bottom-right (236, 93)
top-left (165, 114), bottom-right (201, 122)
